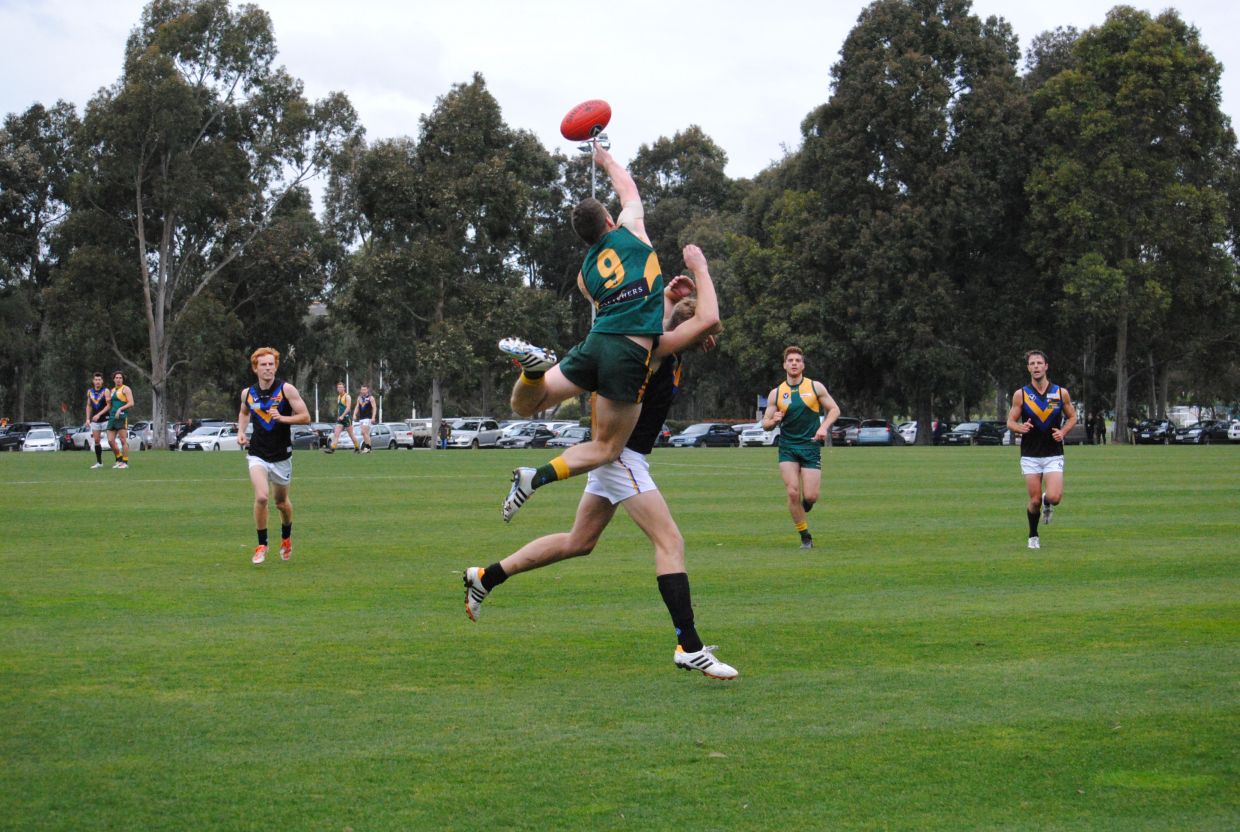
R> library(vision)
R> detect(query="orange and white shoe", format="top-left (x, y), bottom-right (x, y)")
top-left (463, 567), bottom-right (489, 621)
top-left (674, 645), bottom-right (738, 680)
top-left (279, 539), bottom-right (292, 561)
top-left (252, 545), bottom-right (268, 564)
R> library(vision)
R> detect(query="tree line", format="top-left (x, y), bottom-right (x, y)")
top-left (1, 0), bottom-right (1236, 446)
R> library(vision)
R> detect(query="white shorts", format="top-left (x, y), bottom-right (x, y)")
top-left (585, 447), bottom-right (658, 505)
top-left (357, 419), bottom-right (373, 428)
top-left (247, 454), bottom-right (293, 486)
top-left (1021, 455), bottom-right (1065, 476)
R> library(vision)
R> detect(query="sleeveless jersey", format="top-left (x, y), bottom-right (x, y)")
top-left (246, 380), bottom-right (293, 463)
top-left (87, 387), bottom-right (109, 420)
top-left (775, 378), bottom-right (822, 446)
top-left (336, 393), bottom-right (351, 418)
top-left (580, 226), bottom-right (664, 335)
top-left (1019, 383), bottom-right (1066, 458)
top-left (627, 355), bottom-right (682, 455)
top-left (356, 394), bottom-right (375, 420)
top-left (109, 386), bottom-right (129, 418)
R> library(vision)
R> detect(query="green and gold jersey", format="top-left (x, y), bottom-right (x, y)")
top-left (581, 226), bottom-right (664, 336)
top-left (109, 385), bottom-right (129, 418)
top-left (775, 378), bottom-right (822, 446)
top-left (336, 393), bottom-right (351, 418)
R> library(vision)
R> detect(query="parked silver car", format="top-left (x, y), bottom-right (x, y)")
top-left (447, 418), bottom-right (502, 449)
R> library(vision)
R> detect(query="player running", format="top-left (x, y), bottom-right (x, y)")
top-left (106, 371), bottom-right (135, 469)
top-left (1006, 350), bottom-right (1077, 549)
top-left (236, 347), bottom-right (311, 565)
top-left (352, 384), bottom-right (376, 454)
top-left (85, 372), bottom-right (110, 469)
top-left (498, 143), bottom-right (665, 522)
top-left (465, 245), bottom-right (736, 679)
top-left (761, 347), bottom-right (840, 549)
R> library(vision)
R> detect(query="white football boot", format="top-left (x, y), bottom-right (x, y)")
top-left (502, 467), bottom-right (536, 523)
top-left (498, 338), bottom-right (557, 374)
top-left (674, 645), bottom-right (738, 680)
top-left (1042, 498), bottom-right (1054, 525)
top-left (463, 567), bottom-right (489, 621)
top-left (1027, 536), bottom-right (1040, 550)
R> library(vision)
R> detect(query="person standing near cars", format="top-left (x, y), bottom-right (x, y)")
top-left (236, 347), bottom-right (311, 565)
top-left (106, 371), bottom-right (134, 469)
top-left (761, 346), bottom-right (840, 550)
top-left (352, 384), bottom-right (376, 454)
top-left (1006, 350), bottom-right (1078, 550)
top-left (85, 372), bottom-right (110, 469)
top-left (326, 381), bottom-right (360, 454)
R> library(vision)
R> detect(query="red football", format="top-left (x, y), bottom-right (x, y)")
top-left (560, 99), bottom-right (612, 141)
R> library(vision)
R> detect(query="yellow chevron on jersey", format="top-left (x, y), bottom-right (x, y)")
top-left (777, 379), bottom-right (821, 413)
top-left (1021, 385), bottom-right (1062, 427)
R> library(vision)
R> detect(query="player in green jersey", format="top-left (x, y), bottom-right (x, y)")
top-left (761, 346), bottom-right (840, 549)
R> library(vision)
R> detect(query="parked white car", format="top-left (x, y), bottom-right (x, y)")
top-left (740, 424), bottom-right (779, 446)
top-left (897, 421), bottom-right (918, 444)
top-left (448, 418), bottom-right (502, 448)
top-left (383, 423), bottom-right (415, 449)
top-left (179, 423), bottom-right (241, 451)
top-left (21, 427), bottom-right (59, 452)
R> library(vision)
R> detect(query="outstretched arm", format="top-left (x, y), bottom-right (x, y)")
top-left (654, 244), bottom-right (721, 357)
top-left (594, 144), bottom-right (649, 245)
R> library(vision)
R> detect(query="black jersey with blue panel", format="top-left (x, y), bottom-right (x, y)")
top-left (246, 380), bottom-right (293, 463)
top-left (1019, 383), bottom-right (1065, 458)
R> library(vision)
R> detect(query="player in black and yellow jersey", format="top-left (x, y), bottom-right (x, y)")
top-left (352, 384), bottom-right (375, 454)
top-left (106, 371), bottom-right (135, 469)
top-left (761, 347), bottom-right (841, 549)
top-left (498, 144), bottom-right (666, 523)
top-left (236, 347), bottom-right (311, 564)
top-left (325, 381), bottom-right (360, 454)
top-left (85, 372), bottom-right (110, 469)
top-left (1006, 350), bottom-right (1077, 550)
top-left (465, 245), bottom-right (736, 679)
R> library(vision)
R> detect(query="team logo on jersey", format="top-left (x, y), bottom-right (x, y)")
top-left (247, 385), bottom-right (285, 431)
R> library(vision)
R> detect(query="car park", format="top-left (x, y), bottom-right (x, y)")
top-left (179, 423), bottom-right (241, 451)
top-left (546, 425), bottom-right (591, 448)
top-left (1229, 420), bottom-right (1240, 442)
top-left (855, 420), bottom-right (905, 446)
top-left (290, 425), bottom-right (320, 450)
top-left (655, 423), bottom-right (673, 447)
top-left (382, 423), bottom-right (415, 449)
top-left (669, 423), bottom-right (740, 448)
top-left (310, 422), bottom-right (335, 446)
top-left (897, 421), bottom-right (918, 444)
top-left (1173, 420), bottom-right (1229, 444)
top-left (1133, 419), bottom-right (1176, 445)
top-left (829, 416), bottom-right (860, 446)
top-left (942, 421), bottom-right (1006, 446)
top-left (405, 419), bottom-right (433, 447)
top-left (0, 422), bottom-right (54, 451)
top-left (447, 418), bottom-right (502, 449)
top-left (21, 427), bottom-right (59, 452)
top-left (497, 424), bottom-right (557, 449)
top-left (740, 423), bottom-right (779, 446)
top-left (59, 425), bottom-right (86, 450)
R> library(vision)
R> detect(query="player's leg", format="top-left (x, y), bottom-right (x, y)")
top-left (361, 422), bottom-right (372, 451)
top-left (509, 364), bottom-right (584, 417)
top-left (249, 460), bottom-right (272, 563)
top-left (1023, 470), bottom-right (1044, 548)
top-left (271, 478), bottom-right (294, 560)
top-left (107, 429), bottom-right (122, 466)
top-left (465, 493), bottom-right (616, 621)
top-left (780, 461), bottom-right (813, 547)
top-left (329, 424), bottom-right (341, 452)
top-left (91, 427), bottom-right (104, 467)
top-left (346, 424), bottom-right (360, 452)
top-left (799, 467), bottom-right (823, 512)
top-left (1041, 466), bottom-right (1063, 525)
top-left (118, 427), bottom-right (129, 465)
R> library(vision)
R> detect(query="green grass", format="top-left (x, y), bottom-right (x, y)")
top-left (1, 444), bottom-right (1237, 831)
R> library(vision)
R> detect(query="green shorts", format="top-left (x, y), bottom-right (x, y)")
top-left (107, 415), bottom-right (128, 431)
top-left (558, 332), bottom-right (655, 403)
top-left (337, 415), bottom-right (352, 427)
top-left (778, 442), bottom-right (821, 469)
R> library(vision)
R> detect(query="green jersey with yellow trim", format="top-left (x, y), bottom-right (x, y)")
top-left (581, 226), bottom-right (664, 336)
top-left (775, 378), bottom-right (822, 446)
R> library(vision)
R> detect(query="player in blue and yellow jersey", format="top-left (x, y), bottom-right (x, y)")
top-left (236, 347), bottom-right (311, 565)
top-left (352, 384), bottom-right (376, 454)
top-left (84, 372), bottom-right (110, 469)
top-left (106, 371), bottom-right (135, 469)
top-left (498, 143), bottom-right (667, 523)
top-left (762, 347), bottom-right (841, 549)
top-left (1006, 350), bottom-right (1077, 550)
top-left (325, 381), bottom-right (360, 454)
top-left (464, 245), bottom-right (737, 679)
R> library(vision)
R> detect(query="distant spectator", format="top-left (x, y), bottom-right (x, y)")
top-left (438, 419), bottom-right (451, 450)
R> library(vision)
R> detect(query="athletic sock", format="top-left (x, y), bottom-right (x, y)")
top-left (1027, 509), bottom-right (1040, 538)
top-left (281, 523), bottom-right (292, 540)
top-left (520, 370), bottom-right (545, 382)
top-left (1042, 494), bottom-right (1052, 508)
top-left (531, 457), bottom-right (571, 489)
top-left (480, 562), bottom-right (508, 591)
top-left (257, 528), bottom-right (268, 546)
top-left (795, 520), bottom-right (809, 534)
top-left (802, 498), bottom-right (814, 513)
top-left (94, 444), bottom-right (103, 464)
top-left (658, 572), bottom-right (703, 653)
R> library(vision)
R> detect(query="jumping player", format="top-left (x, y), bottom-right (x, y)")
top-left (325, 381), bottom-right (360, 454)
top-left (761, 347), bottom-right (840, 549)
top-left (498, 143), bottom-right (665, 522)
top-left (1006, 350), bottom-right (1077, 549)
top-left (236, 347), bottom-right (311, 564)
top-left (106, 371), bottom-right (134, 469)
top-left (85, 372), bottom-right (110, 469)
top-left (464, 245), bottom-right (736, 678)
top-left (352, 384), bottom-right (376, 453)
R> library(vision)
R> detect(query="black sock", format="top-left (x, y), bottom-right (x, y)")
top-left (281, 523), bottom-right (292, 540)
top-left (1027, 510), bottom-right (1040, 537)
top-left (481, 562), bottom-right (508, 591)
top-left (257, 528), bottom-right (268, 546)
top-left (657, 572), bottom-right (703, 653)
top-left (800, 529), bottom-right (813, 542)
top-left (523, 370), bottom-right (545, 381)
top-left (1042, 494), bottom-right (1052, 508)
top-left (802, 498), bottom-right (814, 513)
top-left (95, 443), bottom-right (103, 464)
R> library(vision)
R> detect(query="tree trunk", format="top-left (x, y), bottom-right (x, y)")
top-left (15, 364), bottom-right (26, 422)
top-left (917, 391), bottom-right (933, 446)
top-left (1112, 284), bottom-right (1130, 444)
top-left (1157, 361), bottom-right (1170, 419)
top-left (431, 375), bottom-right (444, 450)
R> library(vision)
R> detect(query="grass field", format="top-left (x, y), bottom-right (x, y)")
top-left (1, 444), bottom-right (1237, 831)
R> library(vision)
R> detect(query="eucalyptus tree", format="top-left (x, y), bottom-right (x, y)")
top-left (1026, 6), bottom-right (1237, 440)
top-left (69, 0), bottom-right (358, 444)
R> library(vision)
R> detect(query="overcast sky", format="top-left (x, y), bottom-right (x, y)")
top-left (2, 0), bottom-right (1235, 182)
